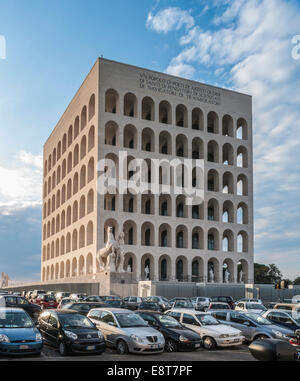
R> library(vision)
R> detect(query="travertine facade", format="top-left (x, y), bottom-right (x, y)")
top-left (41, 58), bottom-right (254, 284)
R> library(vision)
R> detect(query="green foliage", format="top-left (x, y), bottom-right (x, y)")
top-left (254, 263), bottom-right (282, 284)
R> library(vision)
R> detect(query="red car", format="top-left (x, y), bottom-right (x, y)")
top-left (35, 294), bottom-right (58, 309)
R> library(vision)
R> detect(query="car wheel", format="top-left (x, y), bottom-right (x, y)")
top-left (165, 338), bottom-right (178, 352)
top-left (59, 341), bottom-right (68, 356)
top-left (203, 336), bottom-right (216, 350)
top-left (117, 339), bottom-right (128, 355)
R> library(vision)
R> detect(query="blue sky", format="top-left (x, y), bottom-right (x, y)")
top-left (0, 0), bottom-right (300, 282)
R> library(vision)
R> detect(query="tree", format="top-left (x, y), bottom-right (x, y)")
top-left (267, 264), bottom-right (282, 283)
top-left (254, 263), bottom-right (270, 283)
top-left (294, 277), bottom-right (300, 285)
top-left (254, 263), bottom-right (282, 284)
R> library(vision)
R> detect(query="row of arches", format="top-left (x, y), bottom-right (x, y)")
top-left (43, 159), bottom-right (95, 218)
top-left (105, 121), bottom-right (248, 167)
top-left (102, 152), bottom-right (249, 196)
top-left (44, 126), bottom-right (95, 197)
top-left (42, 253), bottom-right (250, 284)
top-left (103, 218), bottom-right (249, 253)
top-left (105, 89), bottom-right (248, 138)
top-left (43, 189), bottom-right (94, 240)
top-left (44, 94), bottom-right (95, 177)
top-left (104, 193), bottom-right (248, 223)
top-left (42, 221), bottom-right (94, 261)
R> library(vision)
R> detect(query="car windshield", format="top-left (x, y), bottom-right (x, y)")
top-left (196, 314), bottom-right (219, 326)
top-left (246, 313), bottom-right (272, 325)
top-left (174, 301), bottom-right (194, 308)
top-left (161, 297), bottom-right (169, 303)
top-left (59, 313), bottom-right (95, 329)
top-left (285, 311), bottom-right (300, 323)
top-left (106, 300), bottom-right (122, 307)
top-left (157, 315), bottom-right (182, 328)
top-left (115, 313), bottom-right (148, 328)
top-left (246, 303), bottom-right (266, 310)
top-left (211, 304), bottom-right (229, 309)
top-left (0, 311), bottom-right (34, 328)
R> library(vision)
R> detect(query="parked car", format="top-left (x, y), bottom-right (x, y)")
top-left (62, 302), bottom-right (108, 316)
top-left (69, 293), bottom-right (88, 301)
top-left (34, 294), bottom-right (58, 310)
top-left (55, 292), bottom-right (71, 303)
top-left (57, 297), bottom-right (76, 309)
top-left (99, 296), bottom-right (122, 301)
top-left (84, 295), bottom-right (105, 303)
top-left (207, 302), bottom-right (231, 311)
top-left (273, 303), bottom-right (300, 312)
top-left (30, 290), bottom-right (46, 302)
top-left (210, 296), bottom-right (235, 309)
top-left (235, 302), bottom-right (267, 314)
top-left (122, 296), bottom-right (143, 310)
top-left (235, 298), bottom-right (263, 305)
top-left (0, 308), bottom-right (43, 355)
top-left (262, 309), bottom-right (300, 331)
top-left (46, 291), bottom-right (57, 297)
top-left (104, 299), bottom-right (123, 308)
top-left (169, 297), bottom-right (192, 304)
top-left (142, 296), bottom-right (171, 311)
top-left (165, 309), bottom-right (244, 350)
top-left (171, 300), bottom-right (195, 310)
top-left (209, 310), bottom-right (294, 342)
top-left (135, 311), bottom-right (202, 352)
top-left (191, 297), bottom-right (211, 311)
top-left (263, 302), bottom-right (277, 309)
top-left (87, 307), bottom-right (165, 354)
top-left (0, 295), bottom-right (41, 323)
top-left (38, 309), bottom-right (105, 355)
top-left (12, 292), bottom-right (21, 296)
top-left (138, 301), bottom-right (163, 311)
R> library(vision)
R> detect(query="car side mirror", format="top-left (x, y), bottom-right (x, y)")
top-left (243, 321), bottom-right (250, 326)
top-left (108, 321), bottom-right (116, 327)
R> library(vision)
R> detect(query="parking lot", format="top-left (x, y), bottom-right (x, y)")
top-left (0, 343), bottom-right (255, 361)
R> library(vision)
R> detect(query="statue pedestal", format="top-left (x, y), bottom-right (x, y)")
top-left (96, 270), bottom-right (135, 296)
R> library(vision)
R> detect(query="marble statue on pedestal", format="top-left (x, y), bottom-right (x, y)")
top-left (96, 227), bottom-right (125, 272)
top-left (208, 268), bottom-right (214, 283)
top-left (224, 269), bottom-right (230, 283)
top-left (239, 270), bottom-right (244, 283)
top-left (144, 265), bottom-right (150, 280)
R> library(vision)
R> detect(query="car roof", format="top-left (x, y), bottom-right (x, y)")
top-left (168, 308), bottom-right (199, 314)
top-left (136, 310), bottom-right (162, 315)
top-left (0, 307), bottom-right (27, 313)
top-left (89, 307), bottom-right (131, 313)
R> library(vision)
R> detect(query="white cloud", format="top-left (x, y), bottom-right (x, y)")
top-left (146, 0), bottom-right (300, 279)
top-left (165, 61), bottom-right (195, 78)
top-left (0, 151), bottom-right (42, 215)
top-left (146, 7), bottom-right (194, 34)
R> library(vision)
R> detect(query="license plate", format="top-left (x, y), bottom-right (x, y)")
top-left (86, 345), bottom-right (95, 350)
top-left (150, 344), bottom-right (158, 349)
top-left (234, 339), bottom-right (241, 342)
top-left (195, 343), bottom-right (201, 348)
top-left (19, 345), bottom-right (29, 350)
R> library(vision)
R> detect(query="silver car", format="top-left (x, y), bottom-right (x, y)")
top-left (87, 308), bottom-right (165, 354)
top-left (209, 310), bottom-right (294, 342)
top-left (191, 297), bottom-right (211, 311)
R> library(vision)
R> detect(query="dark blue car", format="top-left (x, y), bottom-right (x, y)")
top-left (0, 308), bottom-right (43, 355)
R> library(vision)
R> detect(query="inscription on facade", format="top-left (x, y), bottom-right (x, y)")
top-left (139, 72), bottom-right (221, 106)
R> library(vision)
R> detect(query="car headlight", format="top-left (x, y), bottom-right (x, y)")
top-left (35, 332), bottom-right (42, 342)
top-left (97, 331), bottom-right (104, 339)
top-left (64, 330), bottom-right (78, 340)
top-left (0, 334), bottom-right (10, 343)
top-left (179, 335), bottom-right (189, 342)
top-left (219, 334), bottom-right (230, 338)
top-left (272, 330), bottom-right (286, 339)
top-left (130, 334), bottom-right (145, 343)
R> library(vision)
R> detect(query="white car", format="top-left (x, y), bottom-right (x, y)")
top-left (191, 297), bottom-right (211, 311)
top-left (235, 298), bottom-right (263, 304)
top-left (235, 302), bottom-right (267, 314)
top-left (166, 308), bottom-right (244, 350)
